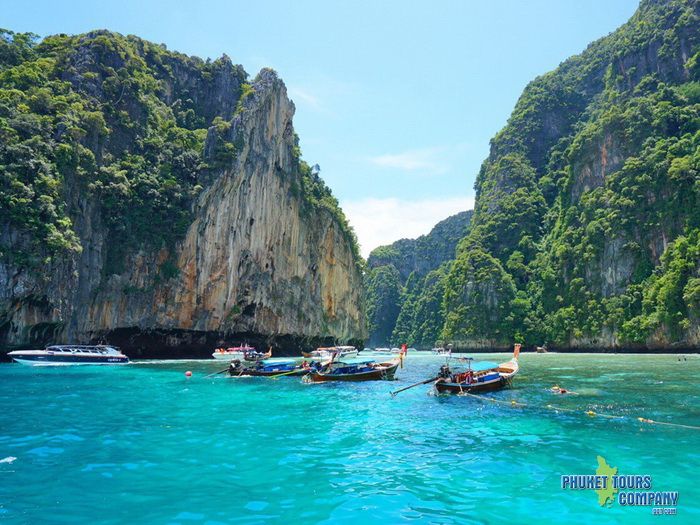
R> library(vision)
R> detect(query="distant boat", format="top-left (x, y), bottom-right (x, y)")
top-left (432, 347), bottom-right (451, 356)
top-left (213, 344), bottom-right (271, 361)
top-left (362, 347), bottom-right (402, 356)
top-left (242, 347), bottom-right (272, 362)
top-left (8, 345), bottom-right (129, 366)
top-left (303, 357), bottom-right (400, 382)
top-left (433, 344), bottom-right (520, 394)
top-left (212, 344), bottom-right (256, 360)
top-left (536, 346), bottom-right (548, 353)
top-left (302, 346), bottom-right (358, 360)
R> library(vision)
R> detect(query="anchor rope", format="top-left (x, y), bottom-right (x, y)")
top-left (450, 391), bottom-right (700, 431)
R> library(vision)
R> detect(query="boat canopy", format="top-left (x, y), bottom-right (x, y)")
top-left (46, 345), bottom-right (121, 354)
top-left (336, 358), bottom-right (375, 365)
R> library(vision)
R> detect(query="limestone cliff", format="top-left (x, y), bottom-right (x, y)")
top-left (365, 210), bottom-right (473, 347)
top-left (441, 0), bottom-right (700, 351)
top-left (0, 30), bottom-right (365, 356)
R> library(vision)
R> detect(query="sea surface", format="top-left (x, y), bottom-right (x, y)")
top-left (1, 353), bottom-right (699, 524)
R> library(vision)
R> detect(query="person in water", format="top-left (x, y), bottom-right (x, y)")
top-left (550, 384), bottom-right (577, 395)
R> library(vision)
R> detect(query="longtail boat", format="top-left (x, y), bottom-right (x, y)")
top-left (433, 344), bottom-right (520, 394)
top-left (228, 358), bottom-right (322, 377)
top-left (303, 357), bottom-right (401, 383)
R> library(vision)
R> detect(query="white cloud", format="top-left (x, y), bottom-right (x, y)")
top-left (369, 146), bottom-right (447, 173)
top-left (342, 196), bottom-right (475, 258)
top-left (287, 86), bottom-right (322, 111)
top-left (287, 78), bottom-right (356, 116)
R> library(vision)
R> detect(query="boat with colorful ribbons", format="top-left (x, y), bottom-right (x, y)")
top-left (303, 357), bottom-right (401, 383)
top-left (228, 358), bottom-right (322, 377)
top-left (433, 344), bottom-right (520, 394)
top-left (8, 345), bottom-right (129, 366)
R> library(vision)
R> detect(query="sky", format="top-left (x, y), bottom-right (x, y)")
top-left (3, 0), bottom-right (640, 256)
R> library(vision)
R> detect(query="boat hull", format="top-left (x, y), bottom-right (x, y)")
top-left (434, 376), bottom-right (511, 394)
top-left (212, 352), bottom-right (245, 360)
top-left (229, 367), bottom-right (310, 377)
top-left (305, 362), bottom-right (399, 382)
top-left (9, 354), bottom-right (129, 366)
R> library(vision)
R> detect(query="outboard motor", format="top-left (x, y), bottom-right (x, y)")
top-left (438, 364), bottom-right (452, 379)
top-left (229, 359), bottom-right (242, 375)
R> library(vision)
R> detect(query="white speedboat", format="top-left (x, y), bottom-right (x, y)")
top-left (8, 345), bottom-right (129, 366)
top-left (364, 347), bottom-right (404, 356)
top-left (302, 346), bottom-right (358, 360)
top-left (212, 344), bottom-right (256, 360)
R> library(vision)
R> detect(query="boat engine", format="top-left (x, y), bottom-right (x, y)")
top-left (229, 359), bottom-right (243, 375)
top-left (438, 364), bottom-right (452, 379)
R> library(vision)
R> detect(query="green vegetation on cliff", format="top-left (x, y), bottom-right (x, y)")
top-left (0, 29), bottom-right (226, 268)
top-left (441, 0), bottom-right (700, 349)
top-left (0, 29), bottom-right (359, 272)
top-left (294, 153), bottom-right (361, 264)
top-left (365, 210), bottom-right (473, 346)
top-left (365, 264), bottom-right (402, 345)
top-left (392, 265), bottom-right (450, 348)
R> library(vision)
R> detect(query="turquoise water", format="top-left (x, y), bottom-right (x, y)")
top-left (1, 353), bottom-right (699, 524)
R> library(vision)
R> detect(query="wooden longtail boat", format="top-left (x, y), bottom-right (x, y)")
top-left (433, 344), bottom-right (520, 394)
top-left (303, 357), bottom-right (401, 383)
top-left (228, 358), bottom-right (321, 377)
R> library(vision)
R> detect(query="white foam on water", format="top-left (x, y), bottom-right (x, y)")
top-left (0, 456), bottom-right (17, 464)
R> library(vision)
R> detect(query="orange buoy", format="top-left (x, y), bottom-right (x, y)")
top-left (185, 371), bottom-right (192, 377)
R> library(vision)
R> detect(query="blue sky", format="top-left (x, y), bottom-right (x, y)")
top-left (4, 0), bottom-right (639, 255)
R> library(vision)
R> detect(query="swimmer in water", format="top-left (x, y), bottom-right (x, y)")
top-left (551, 384), bottom-right (578, 395)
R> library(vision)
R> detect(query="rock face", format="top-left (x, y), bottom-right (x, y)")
top-left (368, 211), bottom-right (473, 281)
top-left (0, 31), bottom-right (365, 356)
top-left (440, 0), bottom-right (700, 351)
top-left (365, 211), bottom-right (472, 347)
